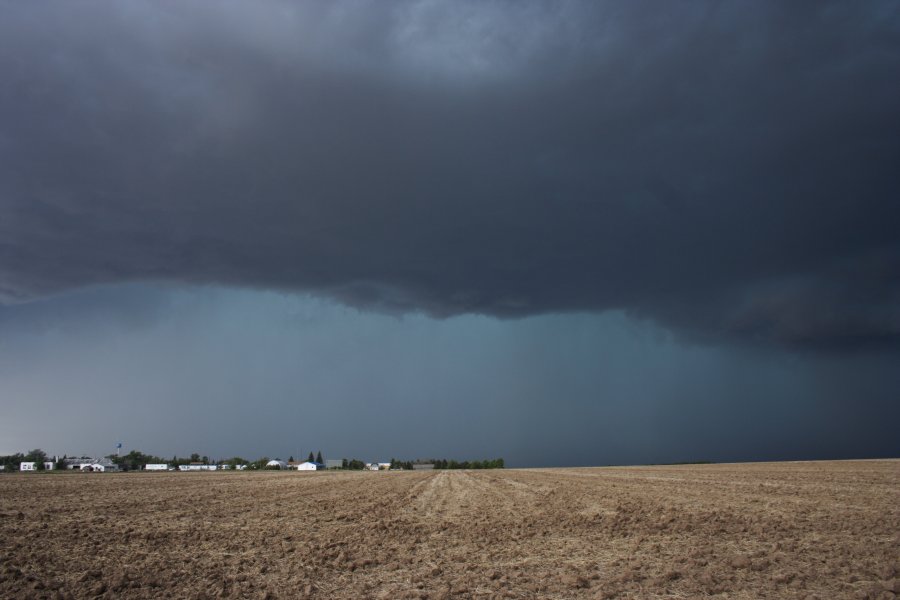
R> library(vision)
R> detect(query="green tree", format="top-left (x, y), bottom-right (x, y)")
top-left (288, 455), bottom-right (294, 463)
top-left (251, 457), bottom-right (270, 470)
top-left (25, 449), bottom-right (48, 464)
top-left (307, 451), bottom-right (315, 463)
top-left (2, 453), bottom-right (25, 471)
top-left (316, 451), bottom-right (323, 464)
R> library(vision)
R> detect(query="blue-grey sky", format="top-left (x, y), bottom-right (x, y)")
top-left (1, 2), bottom-right (898, 465)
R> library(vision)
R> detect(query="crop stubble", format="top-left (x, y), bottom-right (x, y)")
top-left (0, 460), bottom-right (898, 599)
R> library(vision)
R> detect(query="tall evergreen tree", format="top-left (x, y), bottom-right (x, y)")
top-left (316, 451), bottom-right (323, 464)
top-left (307, 451), bottom-right (315, 463)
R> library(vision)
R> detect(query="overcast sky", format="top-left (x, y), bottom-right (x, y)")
top-left (1, 1), bottom-right (898, 466)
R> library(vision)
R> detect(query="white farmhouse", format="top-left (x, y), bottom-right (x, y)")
top-left (295, 461), bottom-right (320, 471)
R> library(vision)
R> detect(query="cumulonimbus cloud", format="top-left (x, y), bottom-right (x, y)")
top-left (1, 1), bottom-right (898, 350)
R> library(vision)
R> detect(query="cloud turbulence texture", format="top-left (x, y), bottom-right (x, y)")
top-left (2, 2), bottom-right (899, 350)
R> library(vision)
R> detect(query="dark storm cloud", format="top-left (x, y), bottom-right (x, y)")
top-left (2, 1), bottom-right (899, 349)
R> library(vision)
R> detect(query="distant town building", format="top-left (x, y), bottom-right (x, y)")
top-left (144, 464), bottom-right (170, 471)
top-left (79, 459), bottom-right (120, 472)
top-left (178, 463), bottom-right (217, 471)
top-left (19, 462), bottom-right (52, 471)
top-left (295, 461), bottom-right (322, 471)
top-left (62, 457), bottom-right (94, 470)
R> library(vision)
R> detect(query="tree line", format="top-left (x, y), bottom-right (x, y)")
top-left (0, 450), bottom-right (57, 471)
top-left (2, 449), bottom-right (504, 472)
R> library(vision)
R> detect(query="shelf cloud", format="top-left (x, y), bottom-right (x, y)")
top-left (2, 1), bottom-right (898, 350)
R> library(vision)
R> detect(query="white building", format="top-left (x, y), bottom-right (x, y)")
top-left (295, 461), bottom-right (320, 471)
top-left (20, 462), bottom-right (54, 471)
top-left (265, 460), bottom-right (289, 469)
top-left (80, 460), bottom-right (120, 472)
top-left (179, 464), bottom-right (217, 471)
top-left (144, 464), bottom-right (170, 471)
top-left (62, 457), bottom-right (94, 470)
top-left (60, 457), bottom-right (118, 472)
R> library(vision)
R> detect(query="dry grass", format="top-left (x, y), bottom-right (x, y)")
top-left (1, 460), bottom-right (898, 599)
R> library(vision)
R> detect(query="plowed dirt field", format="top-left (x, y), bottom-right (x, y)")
top-left (1, 460), bottom-right (898, 599)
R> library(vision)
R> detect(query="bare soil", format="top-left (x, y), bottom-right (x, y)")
top-left (1, 460), bottom-right (898, 599)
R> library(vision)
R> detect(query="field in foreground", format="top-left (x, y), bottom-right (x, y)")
top-left (1, 461), bottom-right (898, 599)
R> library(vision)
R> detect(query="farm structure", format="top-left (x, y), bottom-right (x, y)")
top-left (79, 461), bottom-right (119, 472)
top-left (144, 464), bottom-right (170, 471)
top-left (19, 462), bottom-right (53, 471)
top-left (59, 457), bottom-right (119, 472)
top-left (178, 464), bottom-right (217, 471)
top-left (294, 461), bottom-right (322, 471)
